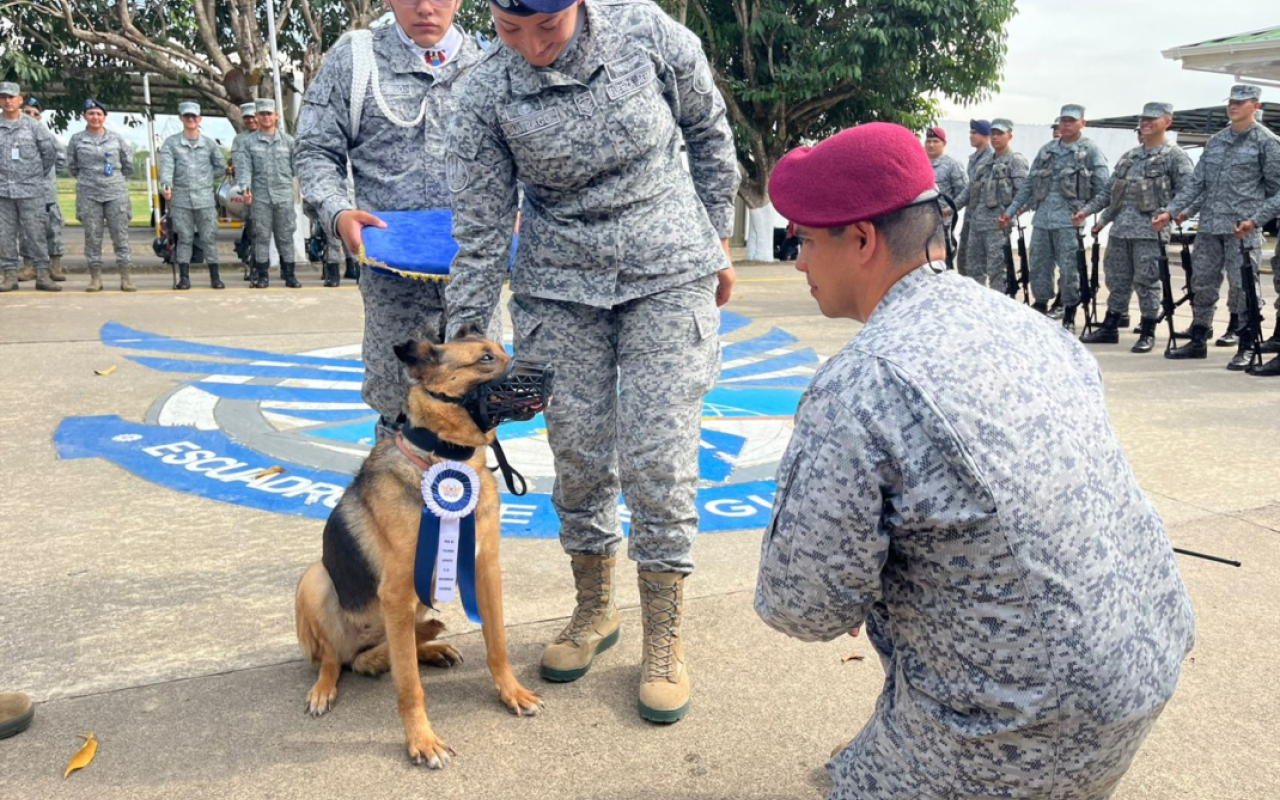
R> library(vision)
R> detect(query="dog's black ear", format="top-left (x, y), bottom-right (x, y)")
top-left (451, 323), bottom-right (483, 341)
top-left (394, 340), bottom-right (439, 369)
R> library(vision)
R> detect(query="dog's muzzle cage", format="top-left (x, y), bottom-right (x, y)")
top-left (466, 359), bottom-right (554, 431)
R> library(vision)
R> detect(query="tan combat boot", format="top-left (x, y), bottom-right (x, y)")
top-left (119, 266), bottom-right (137, 293)
top-left (85, 267), bottom-right (103, 293)
top-left (637, 571), bottom-right (689, 723)
top-left (34, 269), bottom-right (61, 292)
top-left (540, 555), bottom-right (621, 682)
top-left (0, 692), bottom-right (34, 739)
top-left (16, 260), bottom-right (35, 281)
top-left (0, 270), bottom-right (17, 292)
top-left (49, 255), bottom-right (66, 281)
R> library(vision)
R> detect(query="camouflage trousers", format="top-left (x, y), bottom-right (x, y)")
top-left (0, 196), bottom-right (49, 272)
top-left (1189, 232), bottom-right (1262, 328)
top-left (508, 274), bottom-right (720, 575)
top-left (965, 227), bottom-right (1009, 292)
top-left (1031, 225), bottom-right (1081, 307)
top-left (19, 201), bottom-right (63, 259)
top-left (953, 216), bottom-right (970, 276)
top-left (359, 270), bottom-right (502, 440)
top-left (77, 195), bottom-right (132, 269)
top-left (249, 198), bottom-right (296, 263)
top-left (172, 205), bottom-right (218, 265)
top-left (1272, 242), bottom-right (1280, 312)
top-left (1104, 237), bottom-right (1162, 320)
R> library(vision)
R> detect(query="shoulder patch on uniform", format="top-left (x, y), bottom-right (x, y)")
top-left (692, 67), bottom-right (714, 95)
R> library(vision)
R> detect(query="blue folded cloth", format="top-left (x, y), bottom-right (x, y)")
top-left (360, 209), bottom-right (516, 281)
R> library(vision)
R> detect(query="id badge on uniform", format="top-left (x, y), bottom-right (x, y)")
top-left (10, 147), bottom-right (19, 161)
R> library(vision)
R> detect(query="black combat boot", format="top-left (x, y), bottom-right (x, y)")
top-left (1259, 318), bottom-right (1280, 355)
top-left (1215, 313), bottom-right (1239, 347)
top-left (209, 263), bottom-right (225, 290)
top-left (1166, 323), bottom-right (1210, 360)
top-left (322, 262), bottom-right (340, 287)
top-left (1131, 318), bottom-right (1158, 354)
top-left (175, 263), bottom-right (191, 290)
top-left (249, 260), bottom-right (267, 289)
top-left (1061, 305), bottom-right (1078, 334)
top-left (1081, 311), bottom-right (1121, 344)
top-left (1118, 312), bottom-right (1131, 330)
top-left (1032, 300), bottom-right (1048, 316)
top-left (1226, 330), bottom-right (1256, 371)
top-left (344, 256), bottom-right (359, 281)
top-left (282, 261), bottom-right (301, 289)
top-left (1247, 354), bottom-right (1280, 376)
top-left (1049, 296), bottom-right (1064, 320)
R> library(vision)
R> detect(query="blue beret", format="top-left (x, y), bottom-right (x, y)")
top-left (83, 98), bottom-right (107, 114)
top-left (969, 119), bottom-right (992, 136)
top-left (490, 0), bottom-right (578, 15)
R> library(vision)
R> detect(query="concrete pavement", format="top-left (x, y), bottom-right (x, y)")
top-left (0, 262), bottom-right (1276, 799)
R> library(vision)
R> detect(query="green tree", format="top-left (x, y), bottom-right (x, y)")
top-left (654, 0), bottom-right (1015, 254)
top-left (0, 0), bottom-right (386, 131)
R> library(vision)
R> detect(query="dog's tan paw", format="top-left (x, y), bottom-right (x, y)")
top-left (418, 642), bottom-right (463, 668)
top-left (498, 682), bottom-right (544, 718)
top-left (305, 684), bottom-right (337, 717)
top-left (406, 732), bottom-right (455, 769)
top-left (352, 647), bottom-right (390, 676)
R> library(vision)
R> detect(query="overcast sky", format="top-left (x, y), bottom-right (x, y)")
top-left (940, 3), bottom-right (1276, 124)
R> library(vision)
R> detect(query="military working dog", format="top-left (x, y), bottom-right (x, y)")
top-left (294, 326), bottom-right (543, 768)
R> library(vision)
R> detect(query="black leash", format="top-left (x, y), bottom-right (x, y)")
top-left (488, 437), bottom-right (528, 496)
top-left (1173, 547), bottom-right (1241, 568)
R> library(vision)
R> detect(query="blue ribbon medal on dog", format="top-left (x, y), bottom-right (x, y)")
top-left (415, 462), bottom-right (483, 624)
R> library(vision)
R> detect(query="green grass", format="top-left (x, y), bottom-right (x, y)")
top-left (56, 177), bottom-right (154, 228)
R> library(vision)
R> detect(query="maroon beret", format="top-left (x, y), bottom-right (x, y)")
top-left (769, 122), bottom-right (938, 229)
top-left (925, 126), bottom-right (946, 143)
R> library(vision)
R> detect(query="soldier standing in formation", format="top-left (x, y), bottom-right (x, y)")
top-left (18, 96), bottom-right (67, 284)
top-left (1001, 104), bottom-right (1110, 332)
top-left (924, 126), bottom-right (965, 262)
top-left (953, 119), bottom-right (993, 277)
top-left (966, 118), bottom-right (1028, 292)
top-left (1154, 85), bottom-right (1280, 372)
top-left (1077, 102), bottom-right (1193, 352)
top-left (235, 98), bottom-right (299, 288)
top-left (160, 101), bottom-right (226, 290)
top-left (296, 0), bottom-right (496, 441)
top-left (0, 81), bottom-right (59, 292)
top-left (445, 0), bottom-right (739, 725)
top-left (68, 98), bottom-right (136, 292)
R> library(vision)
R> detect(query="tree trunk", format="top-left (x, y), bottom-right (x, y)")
top-left (746, 204), bottom-right (777, 263)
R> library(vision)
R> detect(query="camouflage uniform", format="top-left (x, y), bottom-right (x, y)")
top-left (1081, 141), bottom-right (1193, 320)
top-left (233, 128), bottom-right (297, 263)
top-left (756, 266), bottom-right (1195, 800)
top-left (444, 0), bottom-right (738, 573)
top-left (67, 128), bottom-right (134, 271)
top-left (0, 113), bottom-right (58, 282)
top-left (967, 148), bottom-right (1028, 291)
top-left (19, 138), bottom-right (65, 263)
top-left (1163, 122), bottom-right (1280, 329)
top-left (159, 132), bottom-right (225, 265)
top-left (1007, 137), bottom-right (1110, 308)
top-left (296, 24), bottom-right (497, 435)
top-left (929, 153), bottom-right (966, 255)
top-left (953, 145), bottom-right (993, 276)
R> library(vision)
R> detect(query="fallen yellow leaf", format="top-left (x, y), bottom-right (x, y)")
top-left (64, 732), bottom-right (97, 779)
top-left (254, 465), bottom-right (286, 479)
top-left (93, 365), bottom-right (117, 376)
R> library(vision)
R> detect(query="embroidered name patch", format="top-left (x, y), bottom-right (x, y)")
top-left (606, 65), bottom-right (655, 102)
top-left (501, 106), bottom-right (564, 138)
top-left (605, 52), bottom-right (649, 81)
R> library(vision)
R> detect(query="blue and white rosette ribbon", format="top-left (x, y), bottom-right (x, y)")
top-left (415, 461), bottom-right (483, 624)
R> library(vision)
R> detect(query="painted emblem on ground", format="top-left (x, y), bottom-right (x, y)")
top-left (54, 313), bottom-right (819, 537)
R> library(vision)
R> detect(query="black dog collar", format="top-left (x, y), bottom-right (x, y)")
top-left (400, 422), bottom-right (476, 462)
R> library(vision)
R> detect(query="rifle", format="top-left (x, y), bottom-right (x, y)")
top-left (1089, 221), bottom-right (1101, 325)
top-left (1239, 235), bottom-right (1265, 371)
top-left (1155, 239), bottom-right (1188, 353)
top-left (1015, 217), bottom-right (1031, 304)
top-left (1003, 227), bottom-right (1018, 299)
top-left (1075, 226), bottom-right (1096, 333)
top-left (1177, 225), bottom-right (1194, 305)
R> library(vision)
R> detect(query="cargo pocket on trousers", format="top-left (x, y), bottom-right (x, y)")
top-left (509, 296), bottom-right (544, 358)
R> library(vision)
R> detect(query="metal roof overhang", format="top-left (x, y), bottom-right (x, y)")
top-left (1162, 26), bottom-right (1280, 87)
